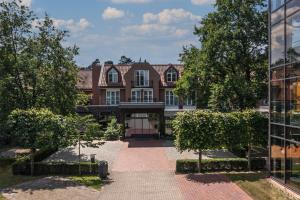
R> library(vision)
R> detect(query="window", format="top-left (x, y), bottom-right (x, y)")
top-left (287, 0), bottom-right (300, 17)
top-left (106, 90), bottom-right (120, 105)
top-left (166, 68), bottom-right (178, 82)
top-left (184, 96), bottom-right (194, 106)
top-left (287, 11), bottom-right (300, 63)
top-left (131, 89), bottom-right (153, 102)
top-left (286, 141), bottom-right (300, 190)
top-left (271, 0), bottom-right (285, 12)
top-left (270, 80), bottom-right (285, 123)
top-left (134, 70), bottom-right (149, 87)
top-left (108, 68), bottom-right (118, 83)
top-left (271, 137), bottom-right (285, 181)
top-left (286, 78), bottom-right (300, 126)
top-left (271, 21), bottom-right (285, 67)
top-left (165, 90), bottom-right (178, 106)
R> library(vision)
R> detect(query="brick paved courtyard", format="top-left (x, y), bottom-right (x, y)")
top-left (2, 139), bottom-right (252, 200)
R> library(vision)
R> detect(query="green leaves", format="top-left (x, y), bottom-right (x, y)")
top-left (103, 117), bottom-right (122, 141)
top-left (176, 0), bottom-right (268, 111)
top-left (172, 109), bottom-right (268, 152)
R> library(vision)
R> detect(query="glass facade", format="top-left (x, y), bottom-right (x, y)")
top-left (269, 0), bottom-right (300, 192)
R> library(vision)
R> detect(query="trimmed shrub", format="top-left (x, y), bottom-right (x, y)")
top-left (103, 117), bottom-right (122, 140)
top-left (176, 158), bottom-right (266, 173)
top-left (12, 162), bottom-right (99, 176)
top-left (0, 157), bottom-right (16, 166)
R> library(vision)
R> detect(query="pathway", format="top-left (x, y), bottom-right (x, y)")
top-left (1, 139), bottom-right (252, 200)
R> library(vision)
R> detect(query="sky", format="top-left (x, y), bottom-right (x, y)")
top-left (23, 0), bottom-right (215, 67)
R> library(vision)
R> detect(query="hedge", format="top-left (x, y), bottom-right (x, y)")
top-left (0, 157), bottom-right (17, 166)
top-left (176, 158), bottom-right (266, 173)
top-left (12, 162), bottom-right (99, 176)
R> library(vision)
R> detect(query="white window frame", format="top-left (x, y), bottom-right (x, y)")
top-left (166, 68), bottom-right (178, 82)
top-left (131, 88), bottom-right (153, 103)
top-left (165, 90), bottom-right (178, 106)
top-left (185, 97), bottom-right (194, 106)
top-left (135, 70), bottom-right (149, 87)
top-left (106, 89), bottom-right (120, 105)
top-left (108, 68), bottom-right (118, 83)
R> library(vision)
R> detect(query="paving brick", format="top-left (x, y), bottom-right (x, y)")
top-left (175, 173), bottom-right (252, 200)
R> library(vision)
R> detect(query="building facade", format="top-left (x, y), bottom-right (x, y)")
top-left (78, 60), bottom-right (195, 137)
top-left (269, 0), bottom-right (300, 193)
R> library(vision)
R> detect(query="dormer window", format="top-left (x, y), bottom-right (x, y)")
top-left (108, 68), bottom-right (118, 83)
top-left (166, 67), bottom-right (178, 82)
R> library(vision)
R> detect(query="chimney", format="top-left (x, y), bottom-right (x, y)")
top-left (92, 59), bottom-right (101, 104)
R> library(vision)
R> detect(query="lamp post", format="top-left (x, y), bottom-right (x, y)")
top-left (78, 126), bottom-right (85, 176)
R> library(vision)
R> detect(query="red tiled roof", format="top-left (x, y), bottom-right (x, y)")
top-left (77, 70), bottom-right (92, 90)
top-left (98, 64), bottom-right (184, 87)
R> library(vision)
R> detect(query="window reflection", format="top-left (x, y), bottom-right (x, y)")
top-left (271, 124), bottom-right (284, 138)
top-left (286, 63), bottom-right (300, 78)
top-left (271, 0), bottom-right (285, 11)
top-left (286, 79), bottom-right (300, 126)
top-left (271, 22), bottom-right (285, 67)
top-left (286, 141), bottom-right (300, 191)
top-left (287, 11), bottom-right (300, 63)
top-left (287, 128), bottom-right (300, 143)
top-left (271, 6), bottom-right (284, 25)
top-left (271, 67), bottom-right (284, 80)
top-left (271, 80), bottom-right (285, 123)
top-left (287, 0), bottom-right (300, 17)
top-left (271, 137), bottom-right (285, 180)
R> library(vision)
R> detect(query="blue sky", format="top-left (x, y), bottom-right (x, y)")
top-left (28, 0), bottom-right (215, 67)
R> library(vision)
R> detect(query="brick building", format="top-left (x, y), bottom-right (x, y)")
top-left (77, 59), bottom-right (195, 138)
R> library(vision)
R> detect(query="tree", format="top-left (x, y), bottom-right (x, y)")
top-left (7, 108), bottom-right (103, 175)
top-left (103, 117), bottom-right (122, 140)
top-left (119, 56), bottom-right (133, 64)
top-left (172, 110), bottom-right (222, 172)
top-left (7, 108), bottom-right (68, 175)
top-left (76, 92), bottom-right (90, 106)
top-left (0, 0), bottom-right (79, 126)
top-left (176, 0), bottom-right (268, 111)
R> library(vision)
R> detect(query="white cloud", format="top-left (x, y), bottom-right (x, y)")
top-left (102, 7), bottom-right (125, 20)
top-left (191, 0), bottom-right (215, 6)
top-left (122, 23), bottom-right (188, 37)
top-left (143, 8), bottom-right (201, 25)
top-left (52, 18), bottom-right (92, 32)
top-left (0, 0), bottom-right (32, 7)
top-left (111, 0), bottom-right (151, 3)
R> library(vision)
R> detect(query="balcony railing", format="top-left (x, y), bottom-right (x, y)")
top-left (128, 98), bottom-right (157, 103)
top-left (131, 80), bottom-right (153, 88)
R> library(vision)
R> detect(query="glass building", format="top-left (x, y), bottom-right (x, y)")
top-left (270, 0), bottom-right (300, 192)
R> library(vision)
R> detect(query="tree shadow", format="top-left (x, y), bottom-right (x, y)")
top-left (203, 150), bottom-right (236, 159)
top-left (44, 147), bottom-right (90, 162)
top-left (1, 175), bottom-right (114, 194)
top-left (126, 138), bottom-right (174, 148)
top-left (184, 173), bottom-right (231, 184)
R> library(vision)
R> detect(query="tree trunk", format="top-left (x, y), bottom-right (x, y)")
top-left (30, 148), bottom-right (36, 176)
top-left (198, 149), bottom-right (202, 173)
top-left (247, 145), bottom-right (251, 171)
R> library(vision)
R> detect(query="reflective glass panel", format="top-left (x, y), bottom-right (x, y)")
top-left (271, 66), bottom-right (284, 80)
top-left (286, 78), bottom-right (300, 126)
top-left (271, 80), bottom-right (285, 123)
top-left (287, 11), bottom-right (300, 63)
top-left (271, 6), bottom-right (284, 25)
top-left (271, 137), bottom-right (285, 180)
top-left (287, 0), bottom-right (300, 17)
top-left (271, 124), bottom-right (284, 138)
top-left (286, 141), bottom-right (300, 191)
top-left (287, 127), bottom-right (300, 143)
top-left (286, 63), bottom-right (300, 78)
top-left (271, 22), bottom-right (285, 67)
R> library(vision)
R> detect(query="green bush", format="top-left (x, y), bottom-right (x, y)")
top-left (176, 158), bottom-right (266, 173)
top-left (0, 157), bottom-right (16, 166)
top-left (12, 162), bottom-right (99, 176)
top-left (103, 117), bottom-right (122, 140)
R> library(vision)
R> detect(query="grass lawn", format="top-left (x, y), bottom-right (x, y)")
top-left (226, 172), bottom-right (297, 200)
top-left (69, 176), bottom-right (102, 190)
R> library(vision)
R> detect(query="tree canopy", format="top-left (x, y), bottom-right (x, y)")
top-left (0, 0), bottom-right (79, 125)
top-left (176, 0), bottom-right (268, 111)
top-left (119, 56), bottom-right (134, 64)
